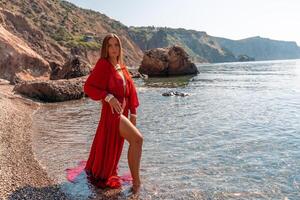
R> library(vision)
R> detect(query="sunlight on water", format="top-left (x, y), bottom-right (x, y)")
top-left (32, 59), bottom-right (300, 199)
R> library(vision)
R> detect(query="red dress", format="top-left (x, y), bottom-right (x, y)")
top-left (66, 58), bottom-right (139, 188)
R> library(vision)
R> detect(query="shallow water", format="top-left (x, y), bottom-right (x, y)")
top-left (32, 59), bottom-right (300, 199)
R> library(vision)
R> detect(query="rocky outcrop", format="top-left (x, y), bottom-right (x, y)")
top-left (13, 76), bottom-right (87, 102)
top-left (214, 36), bottom-right (300, 61)
top-left (139, 45), bottom-right (199, 76)
top-left (1, 0), bottom-right (300, 73)
top-left (130, 71), bottom-right (148, 79)
top-left (128, 27), bottom-right (237, 63)
top-left (0, 1), bottom-right (143, 67)
top-left (0, 25), bottom-right (50, 84)
top-left (0, 8), bottom-right (66, 67)
top-left (50, 56), bottom-right (92, 80)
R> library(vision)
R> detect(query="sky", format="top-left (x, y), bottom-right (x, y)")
top-left (66, 0), bottom-right (300, 45)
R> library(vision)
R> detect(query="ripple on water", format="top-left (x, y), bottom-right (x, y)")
top-left (32, 60), bottom-right (300, 199)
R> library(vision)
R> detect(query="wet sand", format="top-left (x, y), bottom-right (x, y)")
top-left (0, 82), bottom-right (68, 199)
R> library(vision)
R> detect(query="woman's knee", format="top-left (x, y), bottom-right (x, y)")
top-left (133, 132), bottom-right (143, 146)
top-left (127, 128), bottom-right (143, 147)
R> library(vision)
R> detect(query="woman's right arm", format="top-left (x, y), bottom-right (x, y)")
top-left (83, 58), bottom-right (109, 101)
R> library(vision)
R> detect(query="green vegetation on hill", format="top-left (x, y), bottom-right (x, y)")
top-left (0, 0), bottom-right (143, 65)
top-left (214, 36), bottom-right (300, 61)
top-left (128, 26), bottom-right (236, 63)
top-left (1, 0), bottom-right (299, 65)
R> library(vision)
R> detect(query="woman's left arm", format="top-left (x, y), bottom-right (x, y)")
top-left (128, 78), bottom-right (139, 126)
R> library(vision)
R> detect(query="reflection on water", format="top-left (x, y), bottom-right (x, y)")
top-left (142, 75), bottom-right (195, 88)
top-left (32, 59), bottom-right (300, 199)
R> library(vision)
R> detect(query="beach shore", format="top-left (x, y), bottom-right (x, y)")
top-left (0, 83), bottom-right (68, 199)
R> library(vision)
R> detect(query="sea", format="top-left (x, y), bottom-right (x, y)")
top-left (32, 59), bottom-right (300, 200)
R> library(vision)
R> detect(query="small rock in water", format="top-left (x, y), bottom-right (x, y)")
top-left (130, 71), bottom-right (148, 79)
top-left (174, 91), bottom-right (189, 97)
top-left (162, 91), bottom-right (175, 96)
top-left (162, 91), bottom-right (189, 97)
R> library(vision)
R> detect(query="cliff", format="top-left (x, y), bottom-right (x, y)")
top-left (214, 36), bottom-right (300, 61)
top-left (128, 26), bottom-right (237, 63)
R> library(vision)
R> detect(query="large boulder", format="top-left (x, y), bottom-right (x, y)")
top-left (138, 45), bottom-right (199, 76)
top-left (0, 25), bottom-right (50, 84)
top-left (50, 55), bottom-right (92, 80)
top-left (13, 76), bottom-right (87, 102)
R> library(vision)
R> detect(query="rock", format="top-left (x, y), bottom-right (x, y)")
top-left (13, 76), bottom-right (87, 102)
top-left (174, 91), bottom-right (189, 97)
top-left (139, 45), bottom-right (199, 76)
top-left (70, 46), bottom-right (87, 57)
top-left (0, 25), bottom-right (51, 84)
top-left (129, 70), bottom-right (148, 79)
top-left (162, 91), bottom-right (189, 97)
top-left (50, 55), bottom-right (92, 80)
top-left (139, 47), bottom-right (169, 76)
top-left (237, 54), bottom-right (255, 62)
top-left (168, 46), bottom-right (199, 75)
top-left (162, 91), bottom-right (175, 96)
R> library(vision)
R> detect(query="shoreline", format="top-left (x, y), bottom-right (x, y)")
top-left (0, 83), bottom-right (68, 199)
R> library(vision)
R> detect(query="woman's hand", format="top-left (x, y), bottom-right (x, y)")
top-left (108, 97), bottom-right (123, 114)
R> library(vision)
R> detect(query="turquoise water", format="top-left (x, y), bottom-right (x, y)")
top-left (32, 59), bottom-right (300, 199)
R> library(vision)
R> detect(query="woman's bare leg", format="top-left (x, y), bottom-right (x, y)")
top-left (119, 114), bottom-right (143, 193)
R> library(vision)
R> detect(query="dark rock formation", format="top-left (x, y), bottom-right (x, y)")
top-left (50, 56), bottom-right (92, 80)
top-left (139, 45), bottom-right (199, 76)
top-left (128, 70), bottom-right (148, 79)
top-left (13, 76), bottom-right (87, 102)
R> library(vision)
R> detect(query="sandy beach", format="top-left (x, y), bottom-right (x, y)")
top-left (0, 82), bottom-right (68, 199)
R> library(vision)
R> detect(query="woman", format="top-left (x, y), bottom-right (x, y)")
top-left (83, 33), bottom-right (143, 193)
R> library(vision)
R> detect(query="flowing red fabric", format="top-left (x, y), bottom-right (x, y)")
top-left (66, 58), bottom-right (139, 188)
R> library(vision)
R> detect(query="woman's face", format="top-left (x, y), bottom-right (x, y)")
top-left (107, 37), bottom-right (120, 59)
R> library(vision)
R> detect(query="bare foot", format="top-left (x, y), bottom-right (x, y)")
top-left (132, 181), bottom-right (141, 194)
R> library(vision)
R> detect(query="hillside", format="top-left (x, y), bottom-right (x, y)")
top-left (128, 26), bottom-right (237, 63)
top-left (1, 0), bottom-right (300, 82)
top-left (0, 0), bottom-right (143, 67)
top-left (214, 36), bottom-right (300, 61)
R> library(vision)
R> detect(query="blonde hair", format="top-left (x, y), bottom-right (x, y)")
top-left (100, 33), bottom-right (124, 65)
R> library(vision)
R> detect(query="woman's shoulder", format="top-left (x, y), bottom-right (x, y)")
top-left (96, 58), bottom-right (109, 65)
top-left (93, 58), bottom-right (110, 71)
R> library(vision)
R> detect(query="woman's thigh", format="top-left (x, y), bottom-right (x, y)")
top-left (119, 114), bottom-right (143, 144)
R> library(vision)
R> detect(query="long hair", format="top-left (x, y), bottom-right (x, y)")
top-left (100, 33), bottom-right (133, 82)
top-left (100, 33), bottom-right (124, 65)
